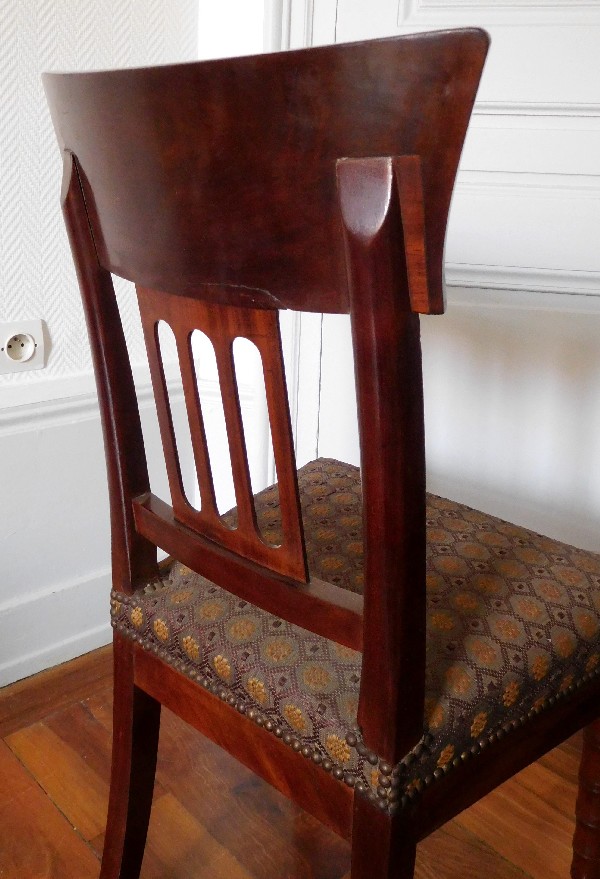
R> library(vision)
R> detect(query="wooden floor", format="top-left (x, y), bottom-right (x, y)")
top-left (0, 645), bottom-right (582, 879)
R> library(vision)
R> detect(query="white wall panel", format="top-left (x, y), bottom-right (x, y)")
top-left (0, 1), bottom-right (198, 685)
top-left (0, 0), bottom-right (198, 404)
top-left (289, 0), bottom-right (600, 555)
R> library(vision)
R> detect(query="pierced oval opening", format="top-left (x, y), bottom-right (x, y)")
top-left (232, 336), bottom-right (279, 547)
top-left (156, 320), bottom-right (200, 510)
top-left (190, 329), bottom-right (236, 517)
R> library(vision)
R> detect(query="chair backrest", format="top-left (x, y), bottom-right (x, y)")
top-left (44, 29), bottom-right (488, 765)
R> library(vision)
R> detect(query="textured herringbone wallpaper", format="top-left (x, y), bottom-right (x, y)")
top-left (0, 0), bottom-right (198, 396)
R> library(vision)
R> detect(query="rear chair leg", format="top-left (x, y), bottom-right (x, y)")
top-left (100, 634), bottom-right (161, 879)
top-left (350, 796), bottom-right (416, 879)
top-left (572, 719), bottom-right (600, 879)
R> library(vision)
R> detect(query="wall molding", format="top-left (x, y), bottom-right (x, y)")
top-left (400, 0), bottom-right (600, 26)
top-left (457, 169), bottom-right (600, 198)
top-left (474, 101), bottom-right (600, 119)
top-left (0, 368), bottom-right (253, 438)
top-left (446, 263), bottom-right (600, 298)
top-left (445, 283), bottom-right (600, 317)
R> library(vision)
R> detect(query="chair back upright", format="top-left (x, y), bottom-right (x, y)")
top-left (43, 30), bottom-right (489, 764)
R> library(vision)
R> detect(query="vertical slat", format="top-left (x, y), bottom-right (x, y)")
top-left (252, 311), bottom-right (306, 565)
top-left (337, 155), bottom-right (427, 765)
top-left (213, 337), bottom-right (259, 536)
top-left (136, 284), bottom-right (308, 583)
top-left (139, 312), bottom-right (189, 519)
top-left (176, 333), bottom-right (220, 523)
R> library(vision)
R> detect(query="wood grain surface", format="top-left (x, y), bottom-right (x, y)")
top-left (0, 646), bottom-right (584, 878)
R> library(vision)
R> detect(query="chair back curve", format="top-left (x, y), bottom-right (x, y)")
top-left (44, 30), bottom-right (489, 765)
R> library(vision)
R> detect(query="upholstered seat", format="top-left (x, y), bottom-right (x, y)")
top-left (112, 458), bottom-right (600, 811)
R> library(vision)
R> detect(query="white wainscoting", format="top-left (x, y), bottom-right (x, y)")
top-left (316, 292), bottom-right (600, 553)
top-left (0, 369), bottom-right (261, 686)
top-left (283, 0), bottom-right (600, 557)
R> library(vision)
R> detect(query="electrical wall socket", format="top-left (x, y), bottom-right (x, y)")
top-left (0, 319), bottom-right (46, 374)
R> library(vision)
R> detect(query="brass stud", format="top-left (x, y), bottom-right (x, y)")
top-left (346, 732), bottom-right (358, 747)
top-left (301, 745), bottom-right (311, 758)
top-left (312, 752), bottom-right (322, 764)
top-left (379, 762), bottom-right (393, 776)
top-left (333, 767), bottom-right (344, 780)
top-left (344, 773), bottom-right (356, 786)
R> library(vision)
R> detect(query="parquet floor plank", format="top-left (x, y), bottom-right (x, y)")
top-left (5, 722), bottom-right (109, 841)
top-left (415, 823), bottom-right (530, 879)
top-left (83, 683), bottom-right (114, 733)
top-left (156, 708), bottom-right (349, 879)
top-left (455, 771), bottom-right (574, 879)
top-left (537, 732), bottom-right (581, 787)
top-left (141, 793), bottom-right (255, 879)
top-left (0, 741), bottom-right (98, 879)
top-left (0, 645), bottom-right (112, 738)
top-left (0, 646), bottom-right (589, 879)
top-left (513, 760), bottom-right (578, 821)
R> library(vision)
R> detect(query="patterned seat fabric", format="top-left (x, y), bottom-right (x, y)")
top-left (111, 458), bottom-right (600, 812)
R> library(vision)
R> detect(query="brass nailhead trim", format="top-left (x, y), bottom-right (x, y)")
top-left (112, 601), bottom-right (600, 816)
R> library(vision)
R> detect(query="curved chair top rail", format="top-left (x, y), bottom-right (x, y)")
top-left (44, 29), bottom-right (488, 313)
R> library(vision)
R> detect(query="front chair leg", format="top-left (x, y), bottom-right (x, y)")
top-left (100, 634), bottom-right (161, 879)
top-left (572, 718), bottom-right (600, 879)
top-left (350, 795), bottom-right (416, 879)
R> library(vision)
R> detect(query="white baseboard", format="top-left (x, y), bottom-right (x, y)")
top-left (0, 568), bottom-right (113, 688)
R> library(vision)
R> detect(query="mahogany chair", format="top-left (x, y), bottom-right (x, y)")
top-left (44, 30), bottom-right (600, 878)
